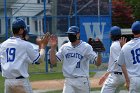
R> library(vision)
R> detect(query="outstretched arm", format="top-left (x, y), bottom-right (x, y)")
top-left (121, 64), bottom-right (130, 91)
top-left (49, 35), bottom-right (58, 65)
top-left (36, 32), bottom-right (50, 49)
top-left (36, 32), bottom-right (50, 63)
top-left (99, 72), bottom-right (110, 85)
top-left (95, 52), bottom-right (102, 66)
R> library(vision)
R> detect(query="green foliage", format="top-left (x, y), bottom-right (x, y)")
top-left (125, 0), bottom-right (140, 20)
top-left (113, 0), bottom-right (140, 25)
top-left (112, 0), bottom-right (134, 28)
top-left (0, 76), bottom-right (4, 93)
top-left (29, 61), bottom-right (100, 74)
top-left (28, 62), bottom-right (63, 73)
top-left (30, 72), bottom-right (64, 81)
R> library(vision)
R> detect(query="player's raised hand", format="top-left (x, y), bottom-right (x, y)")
top-left (49, 35), bottom-right (58, 48)
top-left (36, 32), bottom-right (50, 48)
top-left (119, 37), bottom-right (127, 48)
top-left (42, 32), bottom-right (51, 45)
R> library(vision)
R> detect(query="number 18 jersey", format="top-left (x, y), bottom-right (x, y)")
top-left (118, 38), bottom-right (140, 77)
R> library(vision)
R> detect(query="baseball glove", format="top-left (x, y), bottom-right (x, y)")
top-left (88, 37), bottom-right (105, 52)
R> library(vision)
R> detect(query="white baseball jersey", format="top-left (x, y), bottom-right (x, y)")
top-left (107, 41), bottom-right (122, 72)
top-left (101, 40), bottom-right (125, 93)
top-left (118, 38), bottom-right (140, 78)
top-left (56, 40), bottom-right (97, 78)
top-left (0, 37), bottom-right (40, 78)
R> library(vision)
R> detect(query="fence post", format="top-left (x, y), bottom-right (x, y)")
top-left (74, 0), bottom-right (77, 26)
top-left (4, 0), bottom-right (8, 39)
top-left (43, 0), bottom-right (49, 73)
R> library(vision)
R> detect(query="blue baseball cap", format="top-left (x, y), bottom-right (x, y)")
top-left (131, 21), bottom-right (140, 34)
top-left (12, 18), bottom-right (27, 29)
top-left (66, 26), bottom-right (80, 34)
top-left (110, 26), bottom-right (121, 36)
top-left (12, 18), bottom-right (29, 34)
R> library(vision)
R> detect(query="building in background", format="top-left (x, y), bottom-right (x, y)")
top-left (0, 0), bottom-right (52, 37)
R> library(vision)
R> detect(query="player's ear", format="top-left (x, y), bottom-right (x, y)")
top-left (76, 33), bottom-right (80, 40)
top-left (18, 28), bottom-right (24, 35)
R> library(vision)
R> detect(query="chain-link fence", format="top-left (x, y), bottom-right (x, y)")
top-left (0, 0), bottom-right (111, 73)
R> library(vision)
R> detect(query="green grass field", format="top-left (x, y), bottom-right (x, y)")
top-left (0, 62), bottom-right (99, 93)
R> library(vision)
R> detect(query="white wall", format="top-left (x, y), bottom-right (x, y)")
top-left (0, 11), bottom-right (12, 35)
top-left (12, 0), bottom-right (51, 16)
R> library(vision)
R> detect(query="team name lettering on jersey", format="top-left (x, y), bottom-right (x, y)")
top-left (65, 53), bottom-right (83, 60)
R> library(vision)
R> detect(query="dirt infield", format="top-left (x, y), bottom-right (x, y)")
top-left (31, 78), bottom-right (102, 91)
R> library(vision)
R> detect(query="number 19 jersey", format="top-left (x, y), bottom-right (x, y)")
top-left (0, 37), bottom-right (40, 78)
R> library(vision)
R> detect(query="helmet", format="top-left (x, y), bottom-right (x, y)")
top-left (66, 26), bottom-right (80, 34)
top-left (12, 18), bottom-right (27, 29)
top-left (12, 18), bottom-right (29, 40)
top-left (110, 26), bottom-right (121, 36)
top-left (12, 18), bottom-right (28, 34)
top-left (131, 21), bottom-right (140, 34)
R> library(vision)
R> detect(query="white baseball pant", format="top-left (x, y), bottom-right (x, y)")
top-left (129, 77), bottom-right (140, 93)
top-left (63, 77), bottom-right (90, 93)
top-left (4, 78), bottom-right (33, 93)
top-left (101, 73), bottom-right (125, 93)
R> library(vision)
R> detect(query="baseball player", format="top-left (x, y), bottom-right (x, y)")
top-left (117, 21), bottom-right (140, 93)
top-left (49, 26), bottom-right (102, 93)
top-left (0, 18), bottom-right (50, 93)
top-left (99, 26), bottom-right (126, 93)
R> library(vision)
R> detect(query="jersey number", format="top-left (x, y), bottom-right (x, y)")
top-left (6, 48), bottom-right (16, 62)
top-left (76, 61), bottom-right (80, 68)
top-left (131, 48), bottom-right (140, 64)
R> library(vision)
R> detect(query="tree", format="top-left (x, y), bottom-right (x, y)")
top-left (112, 0), bottom-right (134, 28)
top-left (125, 0), bottom-right (140, 20)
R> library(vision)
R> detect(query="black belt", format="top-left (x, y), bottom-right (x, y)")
top-left (114, 72), bottom-right (122, 75)
top-left (74, 76), bottom-right (85, 78)
top-left (16, 76), bottom-right (24, 79)
top-left (6, 76), bottom-right (25, 79)
top-left (66, 76), bottom-right (85, 78)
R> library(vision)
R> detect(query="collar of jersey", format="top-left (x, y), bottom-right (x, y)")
top-left (10, 36), bottom-right (21, 39)
top-left (134, 37), bottom-right (140, 40)
top-left (71, 40), bottom-right (82, 48)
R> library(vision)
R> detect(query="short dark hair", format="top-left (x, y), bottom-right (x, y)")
top-left (132, 30), bottom-right (140, 35)
top-left (131, 21), bottom-right (140, 35)
top-left (12, 18), bottom-right (27, 35)
top-left (110, 35), bottom-right (121, 41)
top-left (12, 27), bottom-right (24, 35)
